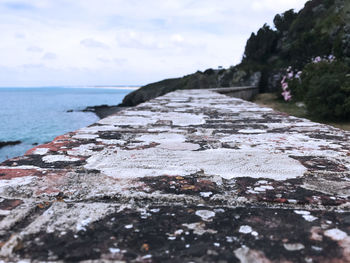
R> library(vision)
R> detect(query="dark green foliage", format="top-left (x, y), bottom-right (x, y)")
top-left (121, 71), bottom-right (220, 106)
top-left (273, 9), bottom-right (298, 33)
top-left (301, 61), bottom-right (350, 120)
top-left (204, 68), bottom-right (215, 75)
top-left (240, 0), bottom-right (350, 95)
top-left (243, 24), bottom-right (278, 63)
top-left (287, 31), bottom-right (333, 68)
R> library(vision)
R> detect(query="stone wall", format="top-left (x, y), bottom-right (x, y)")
top-left (0, 89), bottom-right (349, 262)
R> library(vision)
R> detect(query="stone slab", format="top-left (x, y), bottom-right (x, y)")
top-left (0, 89), bottom-right (349, 262)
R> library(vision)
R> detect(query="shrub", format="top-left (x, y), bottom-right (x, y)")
top-left (302, 59), bottom-right (350, 120)
top-left (280, 56), bottom-right (350, 120)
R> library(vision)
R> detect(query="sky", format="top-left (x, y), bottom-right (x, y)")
top-left (0, 0), bottom-right (308, 87)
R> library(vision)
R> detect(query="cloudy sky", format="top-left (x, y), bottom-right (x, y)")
top-left (0, 0), bottom-right (307, 87)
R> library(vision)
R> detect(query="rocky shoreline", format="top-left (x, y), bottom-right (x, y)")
top-left (82, 104), bottom-right (128, 119)
top-left (67, 105), bottom-right (129, 119)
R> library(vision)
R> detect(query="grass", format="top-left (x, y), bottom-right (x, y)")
top-left (252, 93), bottom-right (350, 131)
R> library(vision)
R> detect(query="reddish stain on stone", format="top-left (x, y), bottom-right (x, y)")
top-left (34, 170), bottom-right (68, 196)
top-left (26, 134), bottom-right (74, 155)
top-left (0, 199), bottom-right (23, 210)
top-left (0, 169), bottom-right (44, 180)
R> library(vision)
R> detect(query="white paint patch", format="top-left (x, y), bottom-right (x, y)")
top-left (324, 228), bottom-right (348, 241)
top-left (294, 210), bottom-right (318, 222)
top-left (136, 133), bottom-right (199, 151)
top-left (254, 185), bottom-right (274, 192)
top-left (195, 210), bottom-right (215, 221)
top-left (24, 203), bottom-right (113, 235)
top-left (73, 134), bottom-right (99, 140)
top-left (239, 225), bottom-right (252, 234)
top-left (32, 148), bottom-right (50, 155)
top-left (76, 218), bottom-right (91, 232)
top-left (109, 248), bottom-right (121, 254)
top-left (303, 215), bottom-right (318, 222)
top-left (158, 112), bottom-right (205, 126)
top-left (99, 115), bottom-right (154, 126)
top-left (0, 176), bottom-right (35, 190)
top-left (96, 139), bottom-right (125, 145)
top-left (182, 222), bottom-right (218, 235)
top-left (67, 144), bottom-right (102, 157)
top-left (294, 210), bottom-right (310, 215)
top-left (0, 165), bottom-right (43, 170)
top-left (200, 192), bottom-right (213, 198)
top-left (0, 210), bottom-right (11, 216)
top-left (77, 125), bottom-right (120, 134)
top-left (98, 111), bottom-right (205, 127)
top-left (42, 155), bottom-right (80, 163)
top-left (238, 129), bottom-right (267, 134)
top-left (284, 243), bottom-right (305, 251)
top-left (251, 231), bottom-right (259, 237)
top-left (85, 148), bottom-right (306, 180)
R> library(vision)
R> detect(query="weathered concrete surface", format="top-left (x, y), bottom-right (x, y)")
top-left (0, 89), bottom-right (350, 262)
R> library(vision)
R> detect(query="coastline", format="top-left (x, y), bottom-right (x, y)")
top-left (79, 86), bottom-right (139, 118)
top-left (81, 105), bottom-right (129, 119)
top-left (0, 87), bottom-right (133, 162)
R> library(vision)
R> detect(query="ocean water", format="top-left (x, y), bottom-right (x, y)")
top-left (0, 87), bottom-right (133, 162)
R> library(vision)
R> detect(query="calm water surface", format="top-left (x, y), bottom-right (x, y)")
top-left (0, 87), bottom-right (132, 162)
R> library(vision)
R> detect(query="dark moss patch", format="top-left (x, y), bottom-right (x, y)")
top-left (307, 133), bottom-right (348, 142)
top-left (290, 156), bottom-right (348, 172)
top-left (0, 199), bottom-right (23, 210)
top-left (233, 177), bottom-right (348, 206)
top-left (98, 131), bottom-right (123, 140)
top-left (1, 155), bottom-right (85, 169)
top-left (16, 206), bottom-right (350, 262)
top-left (138, 173), bottom-right (220, 197)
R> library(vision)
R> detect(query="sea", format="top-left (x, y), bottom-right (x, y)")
top-left (0, 87), bottom-right (134, 162)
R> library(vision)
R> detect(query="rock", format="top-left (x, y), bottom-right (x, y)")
top-left (0, 141), bottom-right (21, 149)
top-left (82, 105), bottom-right (127, 119)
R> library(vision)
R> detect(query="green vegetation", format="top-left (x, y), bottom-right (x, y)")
top-left (300, 60), bottom-right (350, 120)
top-left (243, 0), bottom-right (350, 121)
top-left (243, 0), bottom-right (350, 72)
top-left (253, 93), bottom-right (350, 131)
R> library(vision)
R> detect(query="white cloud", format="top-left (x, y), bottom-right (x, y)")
top-left (251, 0), bottom-right (306, 12)
top-left (27, 46), bottom-right (43, 52)
top-left (80, 38), bottom-right (109, 49)
top-left (0, 0), bottom-right (309, 86)
top-left (42, 52), bottom-right (57, 60)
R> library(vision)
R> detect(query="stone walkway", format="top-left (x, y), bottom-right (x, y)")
top-left (0, 89), bottom-right (350, 262)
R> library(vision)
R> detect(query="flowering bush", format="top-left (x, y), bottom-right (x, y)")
top-left (281, 55), bottom-right (338, 102)
top-left (302, 59), bottom-right (350, 120)
top-left (281, 55), bottom-right (350, 120)
top-left (280, 66), bottom-right (302, 101)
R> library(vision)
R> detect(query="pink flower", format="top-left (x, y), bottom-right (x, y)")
top-left (282, 82), bottom-right (288, 91)
top-left (281, 76), bottom-right (286, 84)
top-left (328, 55), bottom-right (335, 62)
top-left (313, 56), bottom-right (322, 63)
top-left (287, 72), bottom-right (294, 79)
top-left (295, 71), bottom-right (302, 79)
top-left (282, 91), bottom-right (292, 101)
